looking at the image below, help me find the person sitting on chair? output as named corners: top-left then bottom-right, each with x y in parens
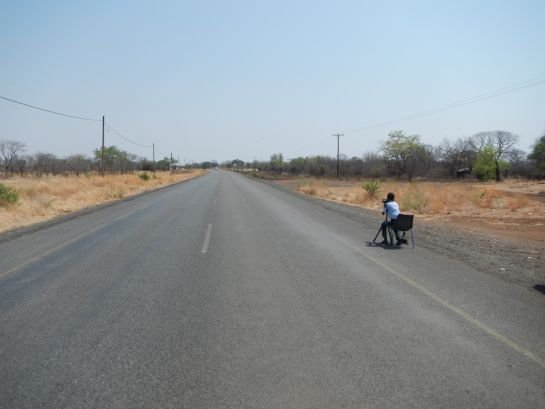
top-left (381, 192), bottom-right (407, 246)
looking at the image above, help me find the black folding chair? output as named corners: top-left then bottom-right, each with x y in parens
top-left (389, 214), bottom-right (415, 248)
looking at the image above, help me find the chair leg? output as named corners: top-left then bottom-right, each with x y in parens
top-left (388, 226), bottom-right (394, 245)
top-left (410, 229), bottom-right (415, 249)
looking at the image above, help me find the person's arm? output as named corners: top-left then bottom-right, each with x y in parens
top-left (384, 202), bottom-right (391, 218)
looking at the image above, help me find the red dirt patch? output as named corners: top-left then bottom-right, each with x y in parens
top-left (447, 216), bottom-right (545, 244)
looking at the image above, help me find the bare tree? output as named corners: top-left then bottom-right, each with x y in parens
top-left (0, 140), bottom-right (26, 178)
top-left (439, 136), bottom-right (476, 178)
top-left (66, 154), bottom-right (92, 176)
top-left (33, 152), bottom-right (59, 176)
top-left (507, 148), bottom-right (532, 178)
top-left (381, 130), bottom-right (432, 180)
top-left (361, 152), bottom-right (386, 178)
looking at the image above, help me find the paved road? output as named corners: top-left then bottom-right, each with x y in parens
top-left (1, 171), bottom-right (544, 408)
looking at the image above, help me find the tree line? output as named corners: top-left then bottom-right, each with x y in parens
top-left (0, 142), bottom-right (199, 177)
top-left (225, 130), bottom-right (545, 181)
top-left (3, 129), bottom-right (545, 180)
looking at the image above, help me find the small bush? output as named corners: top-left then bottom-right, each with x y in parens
top-left (297, 181), bottom-right (324, 196)
top-left (139, 172), bottom-right (150, 181)
top-left (469, 190), bottom-right (487, 207)
top-left (0, 184), bottom-right (19, 206)
top-left (39, 197), bottom-right (55, 210)
top-left (107, 188), bottom-right (125, 199)
top-left (362, 180), bottom-right (380, 198)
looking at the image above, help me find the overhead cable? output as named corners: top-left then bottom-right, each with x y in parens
top-left (0, 95), bottom-right (101, 122)
top-left (105, 123), bottom-right (152, 148)
top-left (343, 74), bottom-right (545, 135)
top-left (158, 150), bottom-right (170, 159)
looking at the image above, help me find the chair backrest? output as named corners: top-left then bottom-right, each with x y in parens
top-left (392, 214), bottom-right (414, 231)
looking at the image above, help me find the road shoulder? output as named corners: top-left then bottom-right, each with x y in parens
top-left (249, 175), bottom-right (545, 292)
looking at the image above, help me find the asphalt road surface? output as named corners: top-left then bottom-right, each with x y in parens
top-left (1, 171), bottom-right (544, 408)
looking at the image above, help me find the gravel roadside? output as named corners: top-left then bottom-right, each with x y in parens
top-left (255, 177), bottom-right (545, 293)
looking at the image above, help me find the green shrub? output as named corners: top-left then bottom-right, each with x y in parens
top-left (474, 146), bottom-right (508, 181)
top-left (0, 184), bottom-right (19, 206)
top-left (139, 172), bottom-right (150, 181)
top-left (361, 180), bottom-right (381, 198)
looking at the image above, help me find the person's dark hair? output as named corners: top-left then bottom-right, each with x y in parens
top-left (387, 192), bottom-right (395, 201)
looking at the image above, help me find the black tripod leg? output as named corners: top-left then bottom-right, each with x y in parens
top-left (372, 226), bottom-right (382, 243)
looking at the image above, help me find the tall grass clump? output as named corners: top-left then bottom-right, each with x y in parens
top-left (297, 181), bottom-right (323, 196)
top-left (107, 187), bottom-right (126, 199)
top-left (507, 195), bottom-right (529, 211)
top-left (469, 188), bottom-right (504, 209)
top-left (362, 180), bottom-right (380, 199)
top-left (139, 172), bottom-right (150, 181)
top-left (0, 184), bottom-right (19, 206)
top-left (400, 188), bottom-right (430, 214)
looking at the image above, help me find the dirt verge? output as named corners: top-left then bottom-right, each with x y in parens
top-left (258, 177), bottom-right (545, 292)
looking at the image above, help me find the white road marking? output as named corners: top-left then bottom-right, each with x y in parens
top-left (201, 224), bottom-right (213, 254)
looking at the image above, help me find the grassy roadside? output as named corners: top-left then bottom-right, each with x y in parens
top-left (271, 176), bottom-right (545, 243)
top-left (0, 170), bottom-right (207, 233)
top-left (293, 178), bottom-right (541, 216)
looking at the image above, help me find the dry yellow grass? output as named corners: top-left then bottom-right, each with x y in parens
top-left (0, 170), bottom-right (206, 233)
top-left (295, 178), bottom-right (544, 220)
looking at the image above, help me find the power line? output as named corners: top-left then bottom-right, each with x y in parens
top-left (343, 74), bottom-right (545, 135)
top-left (105, 123), bottom-right (152, 148)
top-left (158, 149), bottom-right (170, 159)
top-left (0, 94), bottom-right (101, 122)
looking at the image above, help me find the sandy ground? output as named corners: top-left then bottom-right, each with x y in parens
top-left (437, 181), bottom-right (545, 244)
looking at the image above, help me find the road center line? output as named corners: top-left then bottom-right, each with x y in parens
top-left (201, 224), bottom-right (213, 254)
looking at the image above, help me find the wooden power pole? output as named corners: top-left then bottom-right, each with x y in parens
top-left (333, 133), bottom-right (343, 178)
top-left (101, 115), bottom-right (105, 177)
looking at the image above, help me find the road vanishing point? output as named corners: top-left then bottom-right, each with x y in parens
top-left (1, 171), bottom-right (544, 408)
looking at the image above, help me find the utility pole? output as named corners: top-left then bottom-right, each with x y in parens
top-left (101, 115), bottom-right (105, 177)
top-left (253, 157), bottom-right (256, 176)
top-left (152, 143), bottom-right (155, 174)
top-left (333, 133), bottom-right (343, 178)
top-left (170, 152), bottom-right (173, 172)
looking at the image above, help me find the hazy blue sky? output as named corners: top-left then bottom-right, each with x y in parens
top-left (1, 0), bottom-right (544, 163)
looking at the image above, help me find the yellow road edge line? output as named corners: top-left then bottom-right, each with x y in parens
top-left (344, 238), bottom-right (545, 369)
top-left (286, 205), bottom-right (545, 369)
top-left (0, 222), bottom-right (110, 277)
top-left (0, 199), bottom-right (161, 278)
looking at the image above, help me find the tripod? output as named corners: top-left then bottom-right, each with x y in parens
top-left (373, 213), bottom-right (394, 245)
